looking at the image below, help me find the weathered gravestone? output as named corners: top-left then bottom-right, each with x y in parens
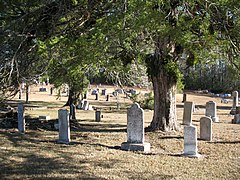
top-left (70, 104), bottom-right (76, 120)
top-left (183, 101), bottom-right (194, 125)
top-left (18, 103), bottom-right (25, 134)
top-left (200, 116), bottom-right (212, 141)
top-left (101, 89), bottom-right (107, 96)
top-left (121, 103), bottom-right (150, 152)
top-left (57, 109), bottom-right (70, 144)
top-left (205, 101), bottom-right (219, 122)
top-left (183, 125), bottom-right (200, 157)
top-left (230, 91), bottom-right (239, 115)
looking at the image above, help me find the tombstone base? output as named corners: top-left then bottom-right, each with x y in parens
top-left (182, 152), bottom-right (202, 158)
top-left (212, 117), bottom-right (219, 122)
top-left (121, 142), bottom-right (150, 152)
top-left (57, 139), bottom-right (70, 144)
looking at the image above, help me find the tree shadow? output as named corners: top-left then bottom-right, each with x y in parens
top-left (71, 121), bottom-right (126, 133)
top-left (207, 141), bottom-right (240, 144)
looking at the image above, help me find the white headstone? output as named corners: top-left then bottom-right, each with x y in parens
top-left (183, 101), bottom-right (194, 125)
top-left (58, 109), bottom-right (70, 144)
top-left (200, 116), bottom-right (212, 141)
top-left (121, 103), bottom-right (150, 152)
top-left (230, 91), bottom-right (239, 115)
top-left (205, 101), bottom-right (219, 122)
top-left (183, 125), bottom-right (200, 157)
top-left (82, 100), bottom-right (89, 110)
top-left (17, 103), bottom-right (25, 134)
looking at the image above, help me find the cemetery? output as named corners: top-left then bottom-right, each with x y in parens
top-left (1, 1), bottom-right (240, 179)
top-left (0, 84), bottom-right (239, 179)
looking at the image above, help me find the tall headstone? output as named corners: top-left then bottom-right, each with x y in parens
top-left (95, 108), bottom-right (102, 122)
top-left (183, 101), bottom-right (194, 125)
top-left (106, 95), bottom-right (110, 101)
top-left (183, 125), bottom-right (200, 157)
top-left (200, 116), bottom-right (212, 141)
top-left (95, 93), bottom-right (99, 100)
top-left (58, 109), bottom-right (70, 144)
top-left (121, 103), bottom-right (150, 152)
top-left (17, 103), bottom-right (25, 134)
top-left (230, 91), bottom-right (239, 115)
top-left (205, 101), bottom-right (219, 122)
top-left (70, 104), bottom-right (76, 120)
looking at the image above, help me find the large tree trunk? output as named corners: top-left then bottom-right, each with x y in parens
top-left (64, 87), bottom-right (80, 106)
top-left (148, 71), bottom-right (178, 131)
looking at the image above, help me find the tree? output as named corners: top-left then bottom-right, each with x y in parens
top-left (93, 0), bottom-right (240, 131)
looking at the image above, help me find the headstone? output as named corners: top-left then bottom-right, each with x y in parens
top-left (106, 94), bottom-right (110, 101)
top-left (205, 101), bottom-right (219, 122)
top-left (183, 101), bottom-right (194, 125)
top-left (58, 109), bottom-right (70, 144)
top-left (200, 116), bottom-right (212, 141)
top-left (233, 114), bottom-right (240, 124)
top-left (121, 103), bottom-right (150, 152)
top-left (230, 91), bottom-right (239, 115)
top-left (82, 100), bottom-right (89, 110)
top-left (101, 89), bottom-right (107, 96)
top-left (95, 93), bottom-right (99, 100)
top-left (70, 104), bottom-right (76, 120)
top-left (17, 103), bottom-right (25, 134)
top-left (182, 93), bottom-right (187, 103)
top-left (39, 87), bottom-right (47, 92)
top-left (112, 91), bottom-right (118, 97)
top-left (183, 125), bottom-right (200, 157)
top-left (95, 108), bottom-right (102, 122)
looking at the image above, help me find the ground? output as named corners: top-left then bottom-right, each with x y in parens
top-left (0, 84), bottom-right (239, 179)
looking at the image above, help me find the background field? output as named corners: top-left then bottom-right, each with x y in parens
top-left (0, 84), bottom-right (239, 179)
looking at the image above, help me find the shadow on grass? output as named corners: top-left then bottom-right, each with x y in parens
top-left (0, 130), bottom-right (115, 179)
top-left (207, 141), bottom-right (240, 144)
top-left (71, 121), bottom-right (126, 133)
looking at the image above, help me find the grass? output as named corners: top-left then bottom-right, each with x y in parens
top-left (0, 86), bottom-right (240, 179)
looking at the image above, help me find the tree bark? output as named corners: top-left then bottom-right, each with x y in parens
top-left (148, 71), bottom-right (178, 131)
top-left (64, 87), bottom-right (80, 106)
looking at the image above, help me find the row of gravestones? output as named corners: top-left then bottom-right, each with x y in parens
top-left (16, 102), bottom-right (215, 155)
top-left (182, 101), bottom-right (217, 157)
top-left (15, 97), bottom-right (235, 158)
top-left (183, 90), bottom-right (240, 124)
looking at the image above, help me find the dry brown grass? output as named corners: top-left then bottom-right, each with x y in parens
top-left (0, 84), bottom-right (240, 179)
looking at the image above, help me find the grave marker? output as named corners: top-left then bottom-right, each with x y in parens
top-left (58, 109), bottom-right (70, 144)
top-left (121, 103), bottom-right (150, 152)
top-left (18, 103), bottom-right (25, 134)
top-left (205, 101), bottom-right (219, 122)
top-left (230, 91), bottom-right (239, 115)
top-left (200, 116), bottom-right (212, 141)
top-left (183, 101), bottom-right (194, 125)
top-left (183, 125), bottom-right (200, 157)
